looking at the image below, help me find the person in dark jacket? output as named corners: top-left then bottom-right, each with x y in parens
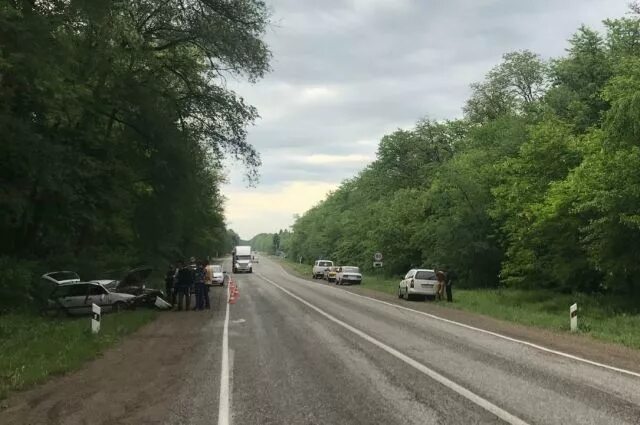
top-left (193, 260), bottom-right (206, 311)
top-left (165, 264), bottom-right (176, 306)
top-left (445, 267), bottom-right (456, 302)
top-left (175, 260), bottom-right (194, 311)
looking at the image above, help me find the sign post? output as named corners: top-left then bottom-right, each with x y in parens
top-left (570, 303), bottom-right (577, 332)
top-left (91, 303), bottom-right (101, 334)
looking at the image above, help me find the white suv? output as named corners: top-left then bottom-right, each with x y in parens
top-left (398, 269), bottom-right (438, 300)
top-left (312, 260), bottom-right (333, 279)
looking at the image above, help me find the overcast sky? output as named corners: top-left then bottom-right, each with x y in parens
top-left (223, 0), bottom-right (629, 240)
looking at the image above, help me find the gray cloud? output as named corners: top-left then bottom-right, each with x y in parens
top-left (224, 0), bottom-right (629, 237)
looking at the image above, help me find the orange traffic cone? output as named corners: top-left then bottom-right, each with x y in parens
top-left (229, 290), bottom-right (237, 304)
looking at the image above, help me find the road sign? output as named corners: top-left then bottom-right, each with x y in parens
top-left (374, 252), bottom-right (383, 261)
top-left (91, 303), bottom-right (101, 334)
top-left (570, 303), bottom-right (577, 332)
top-left (373, 261), bottom-right (383, 268)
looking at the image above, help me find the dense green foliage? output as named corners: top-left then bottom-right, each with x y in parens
top-left (246, 229), bottom-right (291, 254)
top-left (0, 0), bottom-right (270, 310)
top-left (286, 11), bottom-right (640, 297)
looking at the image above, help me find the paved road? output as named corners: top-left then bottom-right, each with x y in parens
top-left (226, 257), bottom-right (640, 425)
top-left (2, 256), bottom-right (640, 425)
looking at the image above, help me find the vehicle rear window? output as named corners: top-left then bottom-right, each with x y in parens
top-left (415, 271), bottom-right (436, 280)
top-left (212, 265), bottom-right (222, 272)
top-left (343, 267), bottom-right (359, 273)
top-left (319, 261), bottom-right (332, 267)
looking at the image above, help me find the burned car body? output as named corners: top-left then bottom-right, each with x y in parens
top-left (102, 267), bottom-right (165, 307)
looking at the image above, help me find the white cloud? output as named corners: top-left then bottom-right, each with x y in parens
top-left (223, 181), bottom-right (338, 239)
top-left (223, 0), bottom-right (630, 239)
top-left (302, 154), bottom-right (373, 165)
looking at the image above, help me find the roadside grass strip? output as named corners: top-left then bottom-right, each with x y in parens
top-left (0, 310), bottom-right (156, 399)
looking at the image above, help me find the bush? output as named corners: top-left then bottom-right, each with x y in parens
top-left (0, 257), bottom-right (39, 313)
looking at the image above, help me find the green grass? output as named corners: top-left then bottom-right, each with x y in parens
top-left (277, 257), bottom-right (640, 350)
top-left (0, 310), bottom-right (156, 399)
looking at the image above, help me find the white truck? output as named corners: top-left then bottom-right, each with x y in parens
top-left (233, 245), bottom-right (253, 273)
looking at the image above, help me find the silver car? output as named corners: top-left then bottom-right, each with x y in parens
top-left (46, 282), bottom-right (135, 316)
top-left (336, 266), bottom-right (362, 285)
top-left (209, 264), bottom-right (225, 286)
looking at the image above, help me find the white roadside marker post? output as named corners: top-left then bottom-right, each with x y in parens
top-left (570, 303), bottom-right (577, 332)
top-left (91, 303), bottom-right (101, 334)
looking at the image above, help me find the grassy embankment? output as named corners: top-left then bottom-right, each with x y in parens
top-left (278, 258), bottom-right (640, 350)
top-left (0, 310), bottom-right (156, 399)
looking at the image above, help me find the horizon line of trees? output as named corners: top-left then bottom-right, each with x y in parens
top-left (282, 8), bottom-right (640, 297)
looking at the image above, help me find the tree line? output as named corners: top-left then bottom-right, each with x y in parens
top-left (0, 0), bottom-right (270, 310)
top-left (286, 9), bottom-right (640, 297)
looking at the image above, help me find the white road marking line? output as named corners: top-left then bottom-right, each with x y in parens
top-left (274, 262), bottom-right (640, 380)
top-left (217, 284), bottom-right (231, 425)
top-left (257, 272), bottom-right (531, 425)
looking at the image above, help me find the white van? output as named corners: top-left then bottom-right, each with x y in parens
top-left (312, 260), bottom-right (333, 279)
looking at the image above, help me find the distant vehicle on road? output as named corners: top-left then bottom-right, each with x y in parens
top-left (398, 269), bottom-right (438, 300)
top-left (323, 266), bottom-right (338, 282)
top-left (45, 281), bottom-right (135, 316)
top-left (336, 266), bottom-right (362, 285)
top-left (233, 245), bottom-right (253, 273)
top-left (312, 260), bottom-right (333, 279)
top-left (209, 264), bottom-right (225, 286)
top-left (252, 251), bottom-right (259, 263)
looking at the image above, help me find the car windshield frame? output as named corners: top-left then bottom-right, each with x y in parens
top-left (237, 255), bottom-right (251, 261)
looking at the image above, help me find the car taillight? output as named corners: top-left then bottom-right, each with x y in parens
top-left (410, 279), bottom-right (414, 288)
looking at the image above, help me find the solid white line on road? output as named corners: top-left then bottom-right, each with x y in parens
top-left (217, 284), bottom-right (231, 425)
top-left (257, 272), bottom-right (531, 425)
top-left (274, 262), bottom-right (640, 380)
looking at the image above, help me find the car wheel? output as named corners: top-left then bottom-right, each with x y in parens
top-left (398, 286), bottom-right (403, 298)
top-left (405, 288), bottom-right (411, 301)
top-left (113, 302), bottom-right (127, 313)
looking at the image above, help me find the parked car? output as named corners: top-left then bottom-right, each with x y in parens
top-left (336, 266), bottom-right (362, 285)
top-left (323, 266), bottom-right (338, 282)
top-left (44, 281), bottom-right (135, 316)
top-left (312, 260), bottom-right (334, 279)
top-left (41, 271), bottom-right (80, 285)
top-left (101, 267), bottom-right (164, 307)
top-left (209, 264), bottom-right (225, 286)
top-left (398, 269), bottom-right (438, 300)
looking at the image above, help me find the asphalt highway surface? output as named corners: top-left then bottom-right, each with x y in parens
top-left (2, 256), bottom-right (640, 425)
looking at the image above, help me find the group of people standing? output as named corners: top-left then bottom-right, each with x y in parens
top-left (164, 257), bottom-right (218, 311)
